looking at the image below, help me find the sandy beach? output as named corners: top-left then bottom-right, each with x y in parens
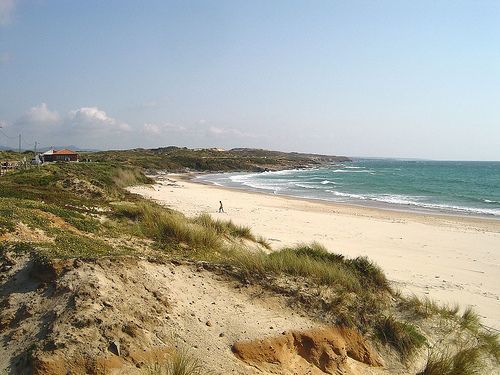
top-left (129, 174), bottom-right (500, 330)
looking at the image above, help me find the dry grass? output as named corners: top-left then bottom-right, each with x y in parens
top-left (375, 316), bottom-right (427, 359)
top-left (478, 330), bottom-right (500, 361)
top-left (460, 306), bottom-right (481, 331)
top-left (139, 204), bottom-right (222, 250)
top-left (224, 242), bottom-right (389, 293)
top-left (143, 347), bottom-right (204, 375)
top-left (418, 346), bottom-right (483, 375)
top-left (255, 236), bottom-right (271, 249)
top-left (113, 205), bottom-right (270, 251)
top-left (112, 167), bottom-right (151, 188)
top-left (193, 213), bottom-right (256, 242)
top-left (401, 295), bottom-right (460, 319)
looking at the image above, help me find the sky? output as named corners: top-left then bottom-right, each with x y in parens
top-left (0, 1), bottom-right (499, 160)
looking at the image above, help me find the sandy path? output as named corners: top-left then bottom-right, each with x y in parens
top-left (129, 175), bottom-right (500, 330)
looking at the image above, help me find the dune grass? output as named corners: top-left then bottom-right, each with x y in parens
top-left (192, 213), bottom-right (256, 242)
top-left (460, 306), bottom-right (481, 331)
top-left (479, 330), bottom-right (500, 361)
top-left (112, 201), bottom-right (389, 293)
top-left (143, 347), bottom-right (204, 375)
top-left (3, 160), bottom-right (498, 372)
top-left (400, 295), bottom-right (500, 368)
top-left (375, 316), bottom-right (427, 359)
top-left (418, 346), bottom-right (484, 375)
top-left (139, 204), bottom-right (222, 250)
top-left (113, 203), bottom-right (272, 251)
top-left (223, 242), bottom-right (389, 293)
top-left (400, 295), bottom-right (460, 319)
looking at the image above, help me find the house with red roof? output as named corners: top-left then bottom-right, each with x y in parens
top-left (40, 149), bottom-right (79, 163)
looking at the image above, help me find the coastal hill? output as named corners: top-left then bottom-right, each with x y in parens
top-left (88, 146), bottom-right (351, 172)
top-left (0, 153), bottom-right (498, 374)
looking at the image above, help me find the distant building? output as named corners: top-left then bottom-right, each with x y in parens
top-left (40, 149), bottom-right (79, 163)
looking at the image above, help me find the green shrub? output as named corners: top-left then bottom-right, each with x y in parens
top-left (0, 216), bottom-right (15, 234)
top-left (193, 213), bottom-right (256, 241)
top-left (347, 256), bottom-right (389, 290)
top-left (418, 347), bottom-right (483, 375)
top-left (256, 236), bottom-right (271, 250)
top-left (112, 202), bottom-right (145, 221)
top-left (223, 243), bottom-right (391, 292)
top-left (401, 295), bottom-right (459, 319)
top-left (460, 306), bottom-right (481, 332)
top-left (375, 316), bottom-right (427, 359)
top-left (113, 167), bottom-right (151, 187)
top-left (44, 233), bottom-right (117, 258)
top-left (478, 330), bottom-right (500, 361)
top-left (140, 204), bottom-right (221, 250)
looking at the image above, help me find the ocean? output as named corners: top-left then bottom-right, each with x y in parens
top-left (196, 159), bottom-right (500, 218)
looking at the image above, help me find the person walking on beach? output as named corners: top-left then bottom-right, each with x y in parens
top-left (219, 200), bottom-right (224, 213)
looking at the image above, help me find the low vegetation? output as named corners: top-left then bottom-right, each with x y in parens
top-left (87, 146), bottom-right (350, 172)
top-left (375, 316), bottom-right (427, 359)
top-left (418, 346), bottom-right (483, 375)
top-left (400, 294), bottom-right (460, 319)
top-left (223, 242), bottom-right (389, 292)
top-left (1, 158), bottom-right (498, 373)
top-left (144, 347), bottom-right (204, 375)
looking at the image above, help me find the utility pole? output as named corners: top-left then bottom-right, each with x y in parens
top-left (34, 141), bottom-right (37, 154)
top-left (18, 134), bottom-right (21, 153)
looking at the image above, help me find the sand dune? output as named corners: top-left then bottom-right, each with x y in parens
top-left (129, 174), bottom-right (500, 330)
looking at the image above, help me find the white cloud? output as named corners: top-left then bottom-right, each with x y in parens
top-left (143, 123), bottom-right (161, 135)
top-left (9, 103), bottom-right (260, 150)
top-left (20, 103), bottom-right (60, 125)
top-left (143, 122), bottom-right (186, 135)
top-left (208, 126), bottom-right (255, 138)
top-left (69, 107), bottom-right (130, 131)
top-left (0, 0), bottom-right (16, 26)
top-left (10, 104), bottom-right (132, 149)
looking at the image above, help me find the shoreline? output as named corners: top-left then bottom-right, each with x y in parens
top-left (191, 171), bottom-right (500, 222)
top-left (130, 174), bottom-right (500, 329)
top-left (180, 171), bottom-right (500, 226)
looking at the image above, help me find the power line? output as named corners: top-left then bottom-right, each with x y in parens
top-left (0, 127), bottom-right (49, 151)
top-left (0, 129), bottom-right (17, 140)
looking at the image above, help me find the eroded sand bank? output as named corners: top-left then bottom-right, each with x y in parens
top-left (129, 174), bottom-right (500, 329)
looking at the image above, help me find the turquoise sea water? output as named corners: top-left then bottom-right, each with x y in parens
top-left (197, 159), bottom-right (500, 218)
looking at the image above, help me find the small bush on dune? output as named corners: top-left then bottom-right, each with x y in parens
top-left (256, 236), bottom-right (271, 249)
top-left (228, 222), bottom-right (253, 239)
top-left (288, 242), bottom-right (345, 263)
top-left (112, 167), bottom-right (152, 188)
top-left (139, 204), bottom-right (222, 250)
top-left (266, 247), bottom-right (362, 291)
top-left (193, 213), bottom-right (256, 241)
top-left (42, 233), bottom-right (117, 259)
top-left (401, 295), bottom-right (459, 319)
top-left (418, 346), bottom-right (483, 375)
top-left (347, 256), bottom-right (389, 290)
top-left (143, 347), bottom-right (204, 375)
top-left (225, 243), bottom-right (391, 293)
top-left (275, 243), bottom-right (389, 291)
top-left (112, 202), bottom-right (145, 220)
top-left (376, 316), bottom-right (427, 359)
top-left (460, 306), bottom-right (481, 332)
top-left (165, 347), bottom-right (204, 375)
top-left (193, 213), bottom-right (226, 234)
top-left (479, 330), bottom-right (500, 361)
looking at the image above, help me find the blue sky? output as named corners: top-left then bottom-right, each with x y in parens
top-left (0, 1), bottom-right (499, 160)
